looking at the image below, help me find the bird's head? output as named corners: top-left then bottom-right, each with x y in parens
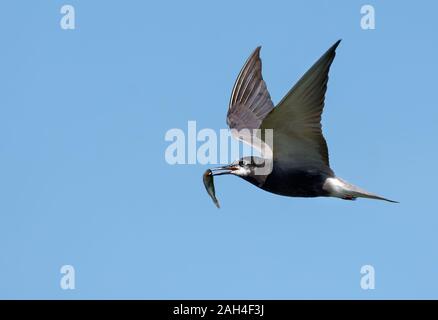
top-left (210, 156), bottom-right (269, 185)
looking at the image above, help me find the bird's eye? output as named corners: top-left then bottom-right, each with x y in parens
top-left (239, 160), bottom-right (245, 166)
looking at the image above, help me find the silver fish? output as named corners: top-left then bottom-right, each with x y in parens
top-left (203, 169), bottom-right (220, 208)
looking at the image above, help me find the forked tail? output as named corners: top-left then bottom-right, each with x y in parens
top-left (324, 177), bottom-right (399, 203)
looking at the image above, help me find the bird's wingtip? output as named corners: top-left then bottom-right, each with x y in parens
top-left (332, 39), bottom-right (342, 49)
top-left (249, 46), bottom-right (262, 58)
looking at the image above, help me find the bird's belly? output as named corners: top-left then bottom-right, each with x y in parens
top-left (261, 168), bottom-right (331, 198)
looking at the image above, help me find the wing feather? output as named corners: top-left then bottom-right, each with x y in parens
top-left (227, 47), bottom-right (275, 150)
top-left (261, 40), bottom-right (341, 169)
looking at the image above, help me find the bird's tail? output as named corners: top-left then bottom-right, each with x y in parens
top-left (326, 177), bottom-right (399, 203)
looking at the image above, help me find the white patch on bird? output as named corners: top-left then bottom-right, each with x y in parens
top-left (231, 166), bottom-right (251, 177)
top-left (323, 177), bottom-right (348, 198)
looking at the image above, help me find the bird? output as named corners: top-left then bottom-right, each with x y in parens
top-left (205, 40), bottom-right (397, 206)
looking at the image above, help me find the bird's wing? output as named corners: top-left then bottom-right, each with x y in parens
top-left (261, 40), bottom-right (341, 169)
top-left (227, 47), bottom-right (275, 155)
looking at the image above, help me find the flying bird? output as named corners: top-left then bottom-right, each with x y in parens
top-left (203, 40), bottom-right (397, 207)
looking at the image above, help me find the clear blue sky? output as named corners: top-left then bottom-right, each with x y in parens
top-left (1, 0), bottom-right (437, 299)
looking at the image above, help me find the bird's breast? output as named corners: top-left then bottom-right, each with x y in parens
top-left (260, 165), bottom-right (333, 198)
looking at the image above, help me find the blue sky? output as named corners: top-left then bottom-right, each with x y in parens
top-left (0, 0), bottom-right (437, 299)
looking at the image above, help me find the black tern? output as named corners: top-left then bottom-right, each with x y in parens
top-left (204, 40), bottom-right (397, 207)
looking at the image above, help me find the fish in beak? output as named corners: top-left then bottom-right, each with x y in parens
top-left (203, 169), bottom-right (220, 208)
top-left (203, 165), bottom-right (238, 208)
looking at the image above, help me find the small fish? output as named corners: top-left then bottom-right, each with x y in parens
top-left (203, 169), bottom-right (220, 208)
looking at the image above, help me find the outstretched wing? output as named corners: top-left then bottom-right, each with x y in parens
top-left (261, 40), bottom-right (341, 169)
top-left (227, 47), bottom-right (274, 154)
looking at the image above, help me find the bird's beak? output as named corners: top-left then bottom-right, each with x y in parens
top-left (210, 165), bottom-right (238, 176)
